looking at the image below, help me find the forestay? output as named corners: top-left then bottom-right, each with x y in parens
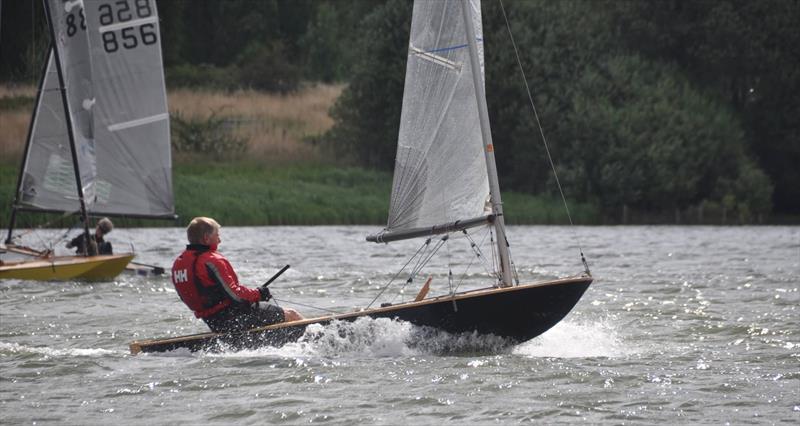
top-left (18, 0), bottom-right (174, 218)
top-left (370, 0), bottom-right (490, 243)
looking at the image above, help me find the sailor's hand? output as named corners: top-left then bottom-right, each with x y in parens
top-left (258, 286), bottom-right (272, 302)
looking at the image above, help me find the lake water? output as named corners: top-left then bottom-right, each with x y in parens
top-left (1, 225), bottom-right (798, 424)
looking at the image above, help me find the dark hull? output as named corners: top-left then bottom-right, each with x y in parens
top-left (130, 275), bottom-right (592, 354)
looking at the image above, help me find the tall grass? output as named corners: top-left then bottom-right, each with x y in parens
top-left (0, 84), bottom-right (344, 165)
top-left (0, 85), bottom-right (36, 164)
top-left (168, 85), bottom-right (343, 163)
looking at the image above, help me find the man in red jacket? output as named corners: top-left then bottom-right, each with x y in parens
top-left (172, 217), bottom-right (302, 333)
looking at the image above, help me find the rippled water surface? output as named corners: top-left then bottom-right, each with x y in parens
top-left (1, 226), bottom-right (798, 424)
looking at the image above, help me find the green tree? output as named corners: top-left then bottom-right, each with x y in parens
top-left (612, 0), bottom-right (800, 213)
top-left (326, 0), bottom-right (412, 168)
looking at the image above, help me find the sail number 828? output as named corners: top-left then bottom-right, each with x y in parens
top-left (98, 0), bottom-right (157, 53)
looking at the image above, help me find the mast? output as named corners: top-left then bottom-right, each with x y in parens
top-left (5, 46), bottom-right (53, 245)
top-left (460, 0), bottom-right (513, 287)
top-left (42, 0), bottom-right (92, 256)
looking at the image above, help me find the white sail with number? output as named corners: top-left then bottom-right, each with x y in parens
top-left (18, 0), bottom-right (174, 218)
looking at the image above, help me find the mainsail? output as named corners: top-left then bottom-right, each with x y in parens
top-left (17, 0), bottom-right (174, 218)
top-left (369, 0), bottom-right (490, 243)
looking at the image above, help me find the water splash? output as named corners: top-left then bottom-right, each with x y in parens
top-left (202, 317), bottom-right (516, 359)
top-left (0, 341), bottom-right (119, 358)
top-left (513, 319), bottom-right (630, 358)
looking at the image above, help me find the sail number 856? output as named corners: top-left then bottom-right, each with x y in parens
top-left (98, 0), bottom-right (157, 53)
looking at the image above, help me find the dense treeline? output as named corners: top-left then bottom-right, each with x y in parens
top-left (0, 0), bottom-right (374, 89)
top-left (327, 0), bottom-right (799, 220)
top-left (1, 0), bottom-right (797, 221)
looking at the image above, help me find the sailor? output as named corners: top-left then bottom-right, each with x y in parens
top-left (171, 217), bottom-right (303, 333)
top-left (66, 217), bottom-right (114, 256)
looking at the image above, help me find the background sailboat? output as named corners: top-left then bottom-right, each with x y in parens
top-left (130, 0), bottom-right (592, 354)
top-left (1, 0), bottom-right (173, 281)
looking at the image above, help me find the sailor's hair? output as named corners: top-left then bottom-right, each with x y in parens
top-left (186, 217), bottom-right (220, 244)
top-left (97, 217), bottom-right (113, 234)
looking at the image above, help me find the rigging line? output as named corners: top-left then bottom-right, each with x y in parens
top-left (463, 228), bottom-right (496, 278)
top-left (389, 240), bottom-right (429, 304)
top-left (497, 0), bottom-right (591, 275)
top-left (391, 237), bottom-right (447, 303)
top-left (446, 234), bottom-right (453, 295)
top-left (409, 238), bottom-right (432, 278)
top-left (389, 246), bottom-right (426, 304)
top-left (10, 209), bottom-right (79, 243)
top-left (271, 298), bottom-right (343, 315)
top-left (489, 226), bottom-right (499, 282)
top-left (365, 239), bottom-right (430, 310)
top-left (453, 228), bottom-right (492, 294)
top-left (413, 237), bottom-right (446, 277)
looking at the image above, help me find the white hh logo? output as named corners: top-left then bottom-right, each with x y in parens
top-left (173, 269), bottom-right (188, 283)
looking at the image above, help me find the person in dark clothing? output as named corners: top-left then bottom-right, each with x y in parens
top-left (171, 217), bottom-right (303, 333)
top-left (66, 217), bottom-right (114, 256)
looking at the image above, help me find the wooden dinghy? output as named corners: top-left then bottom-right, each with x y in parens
top-left (129, 275), bottom-right (592, 354)
top-left (2, 0), bottom-right (175, 282)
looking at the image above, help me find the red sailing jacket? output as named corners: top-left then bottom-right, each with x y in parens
top-left (171, 244), bottom-right (261, 318)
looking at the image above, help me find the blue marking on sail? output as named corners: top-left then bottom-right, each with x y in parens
top-left (422, 38), bottom-right (483, 54)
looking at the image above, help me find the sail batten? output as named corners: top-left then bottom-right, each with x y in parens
top-left (374, 0), bottom-right (489, 242)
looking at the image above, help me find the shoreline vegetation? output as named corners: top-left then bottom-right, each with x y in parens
top-left (0, 85), bottom-right (794, 228)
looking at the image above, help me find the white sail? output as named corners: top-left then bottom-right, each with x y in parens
top-left (18, 0), bottom-right (173, 218)
top-left (18, 51), bottom-right (80, 212)
top-left (20, 0), bottom-right (98, 213)
top-left (382, 0), bottom-right (490, 238)
top-left (82, 0), bottom-right (173, 217)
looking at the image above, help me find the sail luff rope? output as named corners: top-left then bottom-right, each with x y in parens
top-left (497, 0), bottom-right (591, 275)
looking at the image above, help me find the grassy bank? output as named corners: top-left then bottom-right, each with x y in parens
top-left (0, 162), bottom-right (593, 228)
top-left (4, 85), bottom-right (790, 226)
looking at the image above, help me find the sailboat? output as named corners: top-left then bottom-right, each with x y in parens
top-left (1, 0), bottom-right (174, 281)
top-left (129, 0), bottom-right (592, 354)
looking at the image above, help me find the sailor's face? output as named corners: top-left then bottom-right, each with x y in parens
top-left (205, 229), bottom-right (221, 246)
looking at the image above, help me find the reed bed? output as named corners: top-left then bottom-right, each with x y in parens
top-left (0, 84), bottom-right (344, 164)
top-left (0, 85), bottom-right (36, 98)
top-left (0, 111), bottom-right (31, 163)
top-left (169, 84), bottom-right (343, 163)
top-left (0, 85), bottom-right (36, 163)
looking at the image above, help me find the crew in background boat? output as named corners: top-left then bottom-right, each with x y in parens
top-left (66, 217), bottom-right (114, 256)
top-left (172, 217), bottom-right (303, 333)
